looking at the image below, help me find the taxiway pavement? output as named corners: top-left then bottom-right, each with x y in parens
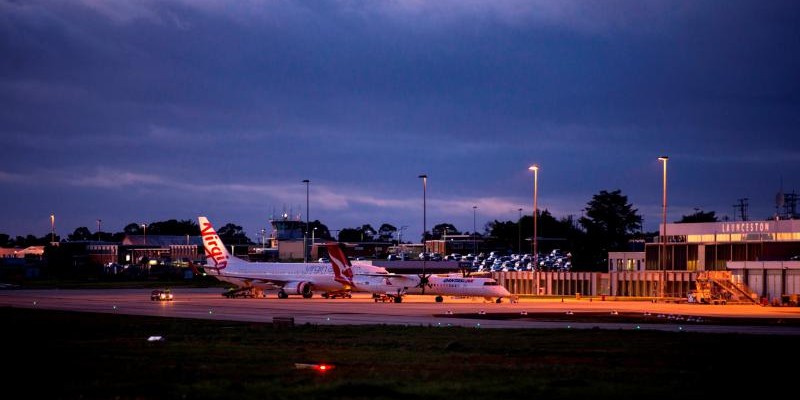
top-left (2, 288), bottom-right (800, 335)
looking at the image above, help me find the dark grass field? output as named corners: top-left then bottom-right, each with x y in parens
top-left (3, 307), bottom-right (795, 399)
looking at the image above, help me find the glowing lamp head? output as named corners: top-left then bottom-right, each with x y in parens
top-left (528, 164), bottom-right (539, 172)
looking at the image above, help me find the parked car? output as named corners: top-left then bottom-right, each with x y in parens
top-left (151, 289), bottom-right (173, 301)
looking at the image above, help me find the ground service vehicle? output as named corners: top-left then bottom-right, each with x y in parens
top-left (151, 289), bottom-right (173, 301)
top-left (321, 291), bottom-right (352, 299)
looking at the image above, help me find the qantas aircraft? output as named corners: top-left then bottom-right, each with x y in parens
top-left (326, 243), bottom-right (512, 303)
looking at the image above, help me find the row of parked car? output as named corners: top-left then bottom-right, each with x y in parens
top-left (473, 250), bottom-right (573, 272)
top-left (383, 250), bottom-right (573, 272)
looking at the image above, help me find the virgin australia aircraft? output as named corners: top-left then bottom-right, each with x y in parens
top-left (199, 216), bottom-right (349, 298)
top-left (199, 216), bottom-right (511, 302)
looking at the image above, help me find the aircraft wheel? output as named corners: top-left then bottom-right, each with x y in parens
top-left (302, 292), bottom-right (313, 299)
top-left (435, 296), bottom-right (443, 303)
top-left (277, 291), bottom-right (288, 299)
top-left (394, 296), bottom-right (403, 303)
top-left (495, 298), bottom-right (502, 303)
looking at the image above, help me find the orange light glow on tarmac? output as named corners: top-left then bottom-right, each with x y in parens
top-left (2, 288), bottom-right (800, 335)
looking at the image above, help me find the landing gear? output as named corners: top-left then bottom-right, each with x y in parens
top-left (495, 297), bottom-right (502, 303)
top-left (435, 295), bottom-right (444, 303)
top-left (277, 290), bottom-right (288, 299)
top-left (302, 291), bottom-right (313, 299)
top-left (394, 296), bottom-right (403, 303)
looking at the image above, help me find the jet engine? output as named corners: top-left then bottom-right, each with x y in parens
top-left (283, 281), bottom-right (314, 298)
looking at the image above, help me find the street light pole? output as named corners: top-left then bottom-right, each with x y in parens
top-left (517, 208), bottom-right (522, 255)
top-left (418, 174), bottom-right (427, 269)
top-left (528, 164), bottom-right (539, 269)
top-left (141, 223), bottom-right (147, 246)
top-left (96, 219), bottom-right (102, 241)
top-left (302, 179), bottom-right (310, 263)
top-left (311, 227), bottom-right (317, 260)
top-left (50, 214), bottom-right (55, 243)
top-left (658, 156), bottom-right (669, 299)
top-left (473, 206), bottom-right (477, 256)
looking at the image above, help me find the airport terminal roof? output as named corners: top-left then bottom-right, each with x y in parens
top-left (122, 235), bottom-right (202, 247)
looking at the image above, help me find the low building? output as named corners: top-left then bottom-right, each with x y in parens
top-left (607, 251), bottom-right (645, 272)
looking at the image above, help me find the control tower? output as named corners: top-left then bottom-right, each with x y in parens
top-left (270, 213), bottom-right (306, 240)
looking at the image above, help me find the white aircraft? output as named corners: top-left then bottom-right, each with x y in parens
top-left (199, 216), bottom-right (345, 298)
top-left (198, 216), bottom-right (511, 302)
top-left (325, 243), bottom-right (512, 303)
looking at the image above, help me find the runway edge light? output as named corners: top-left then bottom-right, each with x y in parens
top-left (295, 363), bottom-right (335, 373)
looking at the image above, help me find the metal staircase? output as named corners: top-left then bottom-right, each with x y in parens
top-left (703, 271), bottom-right (759, 304)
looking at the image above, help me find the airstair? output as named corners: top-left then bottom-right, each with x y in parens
top-left (698, 271), bottom-right (759, 305)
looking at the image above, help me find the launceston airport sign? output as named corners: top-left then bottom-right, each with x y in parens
top-left (720, 221), bottom-right (772, 233)
top-left (666, 220), bottom-right (800, 236)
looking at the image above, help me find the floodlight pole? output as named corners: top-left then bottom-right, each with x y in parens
top-left (419, 174), bottom-right (427, 273)
top-left (473, 206), bottom-right (478, 256)
top-left (529, 165), bottom-right (539, 269)
top-left (303, 179), bottom-right (310, 263)
top-left (658, 156), bottom-right (669, 300)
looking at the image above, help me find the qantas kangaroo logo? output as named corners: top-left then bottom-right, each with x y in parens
top-left (200, 221), bottom-right (228, 270)
top-left (326, 244), bottom-right (354, 287)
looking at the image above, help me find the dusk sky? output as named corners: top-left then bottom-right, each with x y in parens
top-left (2, 0), bottom-right (799, 242)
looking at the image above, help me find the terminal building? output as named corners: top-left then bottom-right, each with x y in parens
top-left (642, 219), bottom-right (800, 300)
top-left (495, 219), bottom-right (800, 304)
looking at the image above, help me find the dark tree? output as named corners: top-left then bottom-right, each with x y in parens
top-left (359, 224), bottom-right (377, 241)
top-left (489, 209), bottom-right (583, 256)
top-left (678, 210), bottom-right (718, 223)
top-left (111, 232), bottom-right (127, 242)
top-left (308, 220), bottom-right (332, 240)
top-left (431, 223), bottom-right (459, 239)
top-left (338, 228), bottom-right (363, 242)
top-left (68, 227), bottom-right (93, 241)
top-left (123, 223), bottom-right (142, 235)
top-left (14, 234), bottom-right (51, 247)
top-left (217, 223), bottom-right (253, 245)
top-left (95, 232), bottom-right (114, 242)
top-left (146, 219), bottom-right (199, 235)
top-left (0, 233), bottom-right (10, 247)
top-left (578, 190), bottom-right (642, 270)
top-left (378, 223), bottom-right (398, 241)
top-left (487, 220), bottom-right (517, 251)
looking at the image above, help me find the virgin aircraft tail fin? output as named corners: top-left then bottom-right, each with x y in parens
top-left (198, 216), bottom-right (232, 273)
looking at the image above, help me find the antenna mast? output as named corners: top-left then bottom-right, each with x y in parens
top-left (733, 198), bottom-right (749, 221)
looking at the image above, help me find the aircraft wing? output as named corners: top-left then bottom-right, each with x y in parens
top-left (355, 272), bottom-right (417, 281)
top-left (235, 276), bottom-right (290, 290)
